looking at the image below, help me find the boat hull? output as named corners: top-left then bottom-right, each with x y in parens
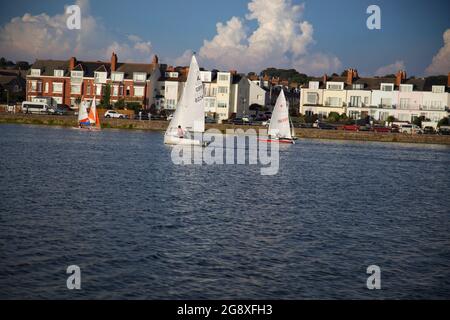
top-left (164, 135), bottom-right (207, 146)
top-left (258, 138), bottom-right (296, 144)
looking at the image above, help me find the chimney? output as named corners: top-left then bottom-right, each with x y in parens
top-left (152, 55), bottom-right (159, 66)
top-left (323, 74), bottom-right (328, 84)
top-left (111, 52), bottom-right (118, 72)
top-left (346, 69), bottom-right (353, 85)
top-left (69, 57), bottom-right (77, 71)
top-left (396, 70), bottom-right (407, 87)
top-left (229, 70), bottom-right (237, 75)
top-left (448, 72), bottom-right (450, 88)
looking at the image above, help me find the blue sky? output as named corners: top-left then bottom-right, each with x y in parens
top-left (0, 0), bottom-right (449, 76)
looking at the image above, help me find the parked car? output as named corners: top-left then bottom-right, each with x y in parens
top-left (372, 126), bottom-right (391, 133)
top-left (104, 110), bottom-right (128, 119)
top-left (438, 126), bottom-right (450, 135)
top-left (205, 117), bottom-right (216, 124)
top-left (390, 125), bottom-right (400, 133)
top-left (49, 104), bottom-right (71, 116)
top-left (422, 126), bottom-right (436, 135)
top-left (400, 124), bottom-right (422, 134)
top-left (166, 114), bottom-right (174, 121)
top-left (231, 118), bottom-right (248, 125)
top-left (341, 124), bottom-right (359, 131)
top-left (317, 122), bottom-right (337, 130)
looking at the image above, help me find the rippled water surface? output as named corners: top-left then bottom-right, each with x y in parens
top-left (0, 124), bottom-right (449, 299)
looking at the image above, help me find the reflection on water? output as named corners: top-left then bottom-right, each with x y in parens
top-left (0, 124), bottom-right (449, 299)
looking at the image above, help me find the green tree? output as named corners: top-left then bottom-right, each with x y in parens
top-left (114, 99), bottom-right (125, 109)
top-left (413, 116), bottom-right (426, 127)
top-left (438, 117), bottom-right (449, 127)
top-left (327, 112), bottom-right (341, 122)
top-left (387, 116), bottom-right (396, 124)
top-left (100, 84), bottom-right (111, 108)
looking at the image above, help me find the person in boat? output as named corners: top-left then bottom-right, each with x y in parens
top-left (177, 125), bottom-right (185, 139)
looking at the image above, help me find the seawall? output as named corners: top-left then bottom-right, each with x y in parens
top-left (1, 113), bottom-right (450, 146)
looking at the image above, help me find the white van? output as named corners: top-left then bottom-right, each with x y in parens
top-left (400, 124), bottom-right (422, 134)
top-left (22, 101), bottom-right (50, 114)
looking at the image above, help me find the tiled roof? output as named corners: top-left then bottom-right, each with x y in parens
top-left (29, 59), bottom-right (157, 80)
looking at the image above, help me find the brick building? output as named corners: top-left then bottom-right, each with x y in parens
top-left (26, 53), bottom-right (161, 108)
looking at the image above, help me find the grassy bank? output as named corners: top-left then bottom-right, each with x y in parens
top-left (1, 113), bottom-right (450, 145)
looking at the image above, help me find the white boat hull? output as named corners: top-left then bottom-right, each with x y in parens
top-left (164, 135), bottom-right (203, 146)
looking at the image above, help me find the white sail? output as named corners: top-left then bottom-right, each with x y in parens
top-left (268, 90), bottom-right (292, 139)
top-left (78, 101), bottom-right (89, 123)
top-left (165, 54), bottom-right (205, 139)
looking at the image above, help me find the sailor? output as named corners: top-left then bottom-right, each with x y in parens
top-left (177, 125), bottom-right (185, 138)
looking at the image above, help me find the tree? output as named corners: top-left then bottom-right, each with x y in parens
top-left (327, 112), bottom-right (341, 122)
top-left (413, 116), bottom-right (426, 127)
top-left (387, 116), bottom-right (396, 124)
top-left (260, 68), bottom-right (309, 85)
top-left (438, 117), bottom-right (449, 127)
top-left (100, 84), bottom-right (111, 108)
top-left (114, 99), bottom-right (125, 109)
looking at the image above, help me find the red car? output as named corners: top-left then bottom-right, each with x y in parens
top-left (372, 126), bottom-right (391, 133)
top-left (342, 124), bottom-right (359, 131)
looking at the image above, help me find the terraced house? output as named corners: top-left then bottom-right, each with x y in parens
top-left (300, 69), bottom-right (450, 123)
top-left (26, 53), bottom-right (161, 108)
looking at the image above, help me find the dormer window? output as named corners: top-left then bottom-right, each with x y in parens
top-left (326, 82), bottom-right (344, 90)
top-left (94, 71), bottom-right (107, 84)
top-left (54, 70), bottom-right (64, 77)
top-left (432, 85), bottom-right (445, 93)
top-left (352, 83), bottom-right (364, 90)
top-left (165, 72), bottom-right (179, 78)
top-left (133, 72), bottom-right (147, 82)
top-left (309, 81), bottom-right (319, 90)
top-left (30, 69), bottom-right (41, 76)
top-left (399, 84), bottom-right (413, 92)
top-left (381, 83), bottom-right (394, 91)
top-left (111, 72), bottom-right (124, 82)
top-left (71, 70), bottom-right (83, 78)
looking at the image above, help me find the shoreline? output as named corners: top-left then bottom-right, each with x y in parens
top-left (1, 113), bottom-right (450, 146)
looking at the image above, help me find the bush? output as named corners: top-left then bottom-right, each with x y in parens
top-left (327, 112), bottom-right (341, 122)
top-left (438, 117), bottom-right (449, 127)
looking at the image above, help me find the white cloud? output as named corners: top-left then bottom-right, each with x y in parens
top-left (173, 49), bottom-right (195, 67)
top-left (374, 60), bottom-right (406, 76)
top-left (0, 0), bottom-right (153, 63)
top-left (425, 29), bottom-right (450, 75)
top-left (193, 0), bottom-right (340, 74)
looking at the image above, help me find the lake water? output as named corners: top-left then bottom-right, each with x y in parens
top-left (0, 124), bottom-right (449, 299)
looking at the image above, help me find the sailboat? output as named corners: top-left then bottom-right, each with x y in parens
top-left (258, 90), bottom-right (297, 144)
top-left (87, 98), bottom-right (101, 131)
top-left (77, 100), bottom-right (90, 128)
top-left (164, 54), bottom-right (208, 146)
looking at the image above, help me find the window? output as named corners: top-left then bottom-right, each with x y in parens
top-left (326, 82), bottom-right (344, 90)
top-left (30, 80), bottom-right (42, 92)
top-left (94, 72), bottom-right (107, 84)
top-left (111, 72), bottom-right (124, 82)
top-left (218, 86), bottom-right (228, 94)
top-left (54, 70), bottom-right (64, 77)
top-left (53, 82), bottom-right (63, 93)
top-left (44, 83), bottom-right (49, 93)
top-left (364, 97), bottom-right (369, 105)
top-left (380, 98), bottom-right (392, 107)
top-left (326, 97), bottom-right (341, 107)
top-left (218, 102), bottom-right (228, 108)
top-left (71, 84), bottom-right (81, 94)
top-left (166, 99), bottom-right (176, 109)
top-left (71, 71), bottom-right (83, 78)
top-left (95, 85), bottom-right (102, 96)
top-left (30, 69), bottom-right (41, 76)
top-left (381, 84), bottom-right (394, 91)
top-left (112, 85), bottom-right (119, 96)
top-left (126, 86), bottom-right (131, 96)
top-left (218, 74), bottom-right (229, 81)
top-left (306, 92), bottom-right (318, 105)
top-left (133, 72), bottom-right (147, 82)
top-left (86, 83), bottom-right (91, 95)
top-left (352, 84), bottom-right (364, 90)
top-left (399, 98), bottom-right (410, 109)
top-left (349, 96), bottom-right (361, 107)
top-left (432, 86), bottom-right (445, 93)
top-left (134, 86), bottom-right (145, 97)
top-left (399, 84), bottom-right (413, 92)
top-left (309, 81), bottom-right (319, 90)
top-left (53, 97), bottom-right (63, 104)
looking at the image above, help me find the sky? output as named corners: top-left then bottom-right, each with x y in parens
top-left (0, 0), bottom-right (449, 76)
